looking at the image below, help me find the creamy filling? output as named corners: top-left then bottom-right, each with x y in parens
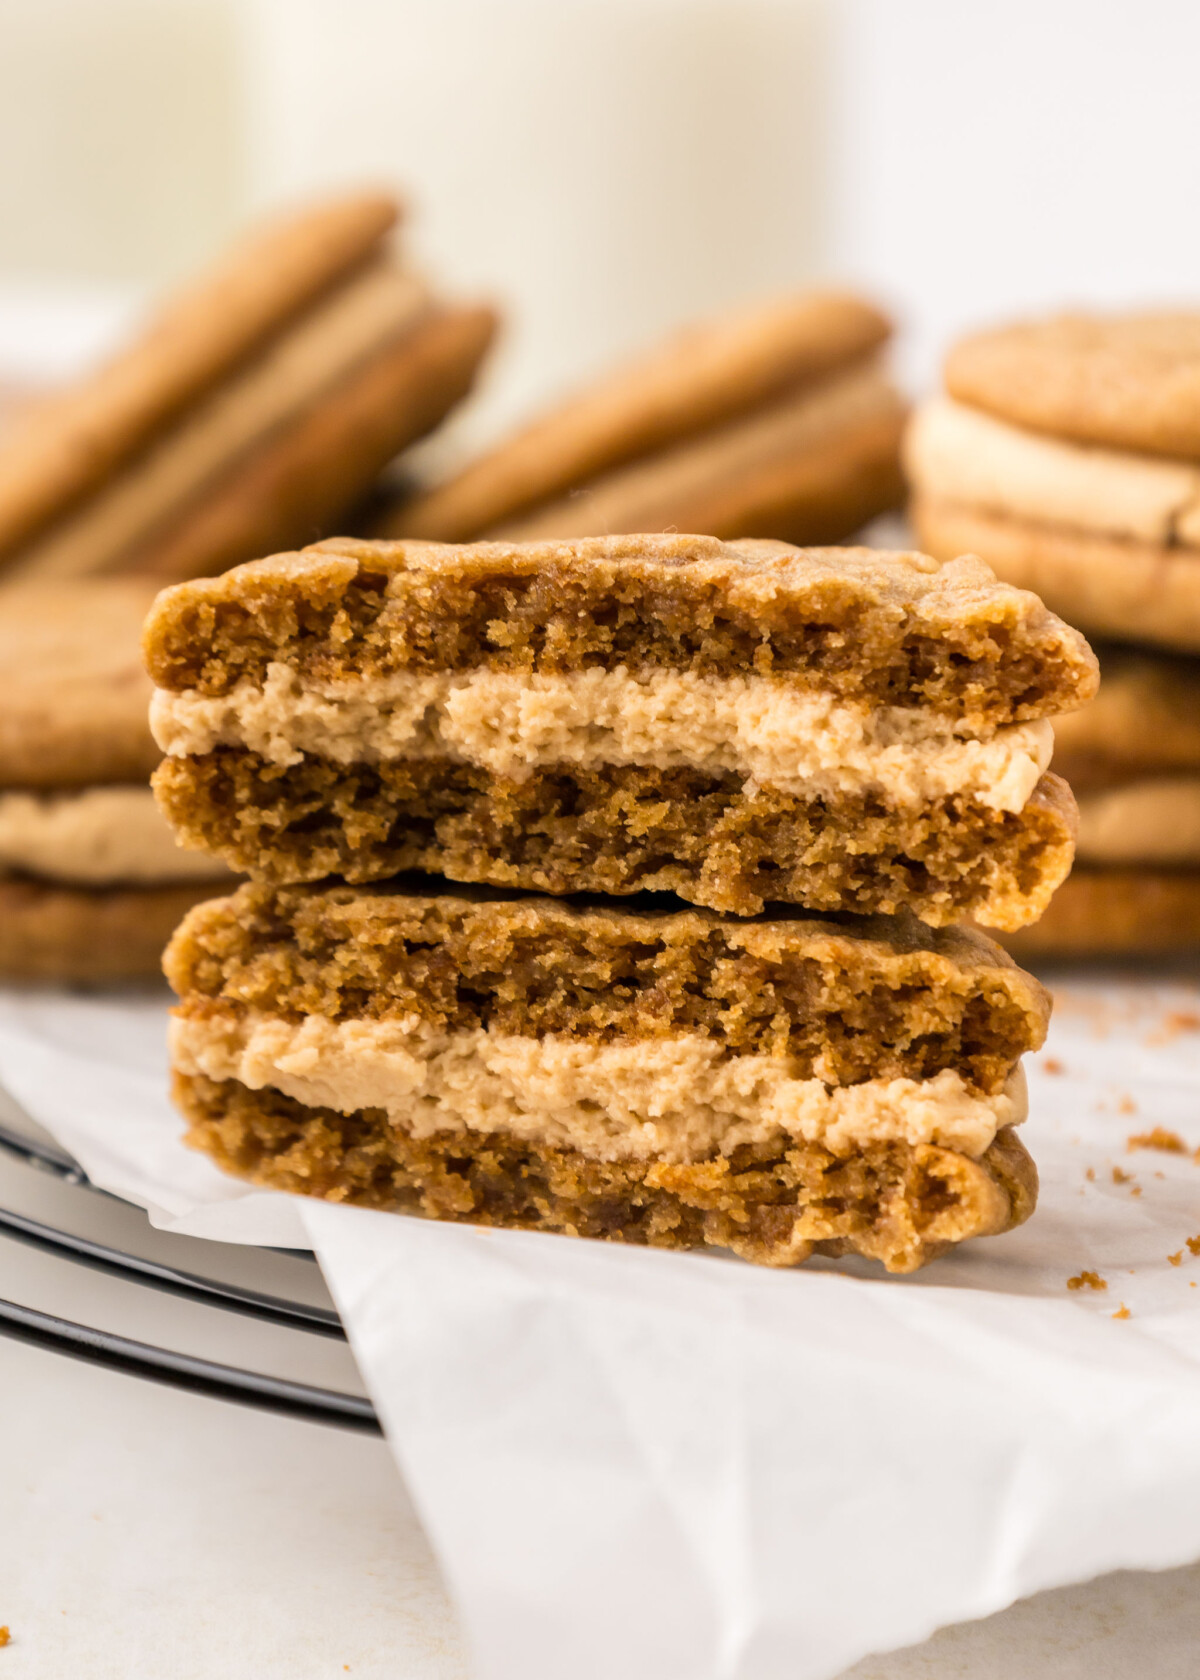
top-left (170, 1010), bottom-right (1027, 1163)
top-left (0, 787), bottom-right (231, 885)
top-left (152, 665), bottom-right (1052, 814)
top-left (906, 394), bottom-right (1200, 546)
top-left (1076, 777), bottom-right (1200, 865)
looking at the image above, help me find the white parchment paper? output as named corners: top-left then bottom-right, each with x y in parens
top-left (3, 974), bottom-right (1200, 1680)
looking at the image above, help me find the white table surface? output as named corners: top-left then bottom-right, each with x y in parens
top-left (4, 1106), bottom-right (1200, 1680)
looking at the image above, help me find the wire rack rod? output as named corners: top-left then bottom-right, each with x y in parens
top-left (0, 1206), bottom-right (345, 1336)
top-left (0, 1295), bottom-right (381, 1432)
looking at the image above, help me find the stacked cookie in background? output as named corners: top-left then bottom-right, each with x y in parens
top-left (0, 191), bottom-right (496, 586)
top-left (0, 189), bottom-right (498, 983)
top-left (0, 581), bottom-right (230, 982)
top-left (907, 311), bottom-right (1200, 954)
top-left (374, 292), bottom-right (906, 545)
top-left (148, 534), bottom-right (1095, 1271)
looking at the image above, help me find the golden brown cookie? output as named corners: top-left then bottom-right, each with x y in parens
top-left (495, 362), bottom-right (905, 544)
top-left (0, 877), bottom-right (224, 984)
top-left (5, 264), bottom-right (433, 582)
top-left (166, 881), bottom-right (1044, 1271)
top-left (9, 296), bottom-right (497, 586)
top-left (998, 869), bottom-right (1200, 957)
top-left (911, 494), bottom-right (1200, 654)
top-left (0, 191), bottom-right (399, 564)
top-left (146, 535), bottom-right (1093, 927)
top-left (0, 579), bottom-right (161, 788)
top-left (377, 291), bottom-right (892, 541)
top-left (945, 312), bottom-right (1200, 460)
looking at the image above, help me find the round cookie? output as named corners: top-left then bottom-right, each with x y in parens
top-left (998, 869), bottom-right (1200, 957)
top-left (945, 312), bottom-right (1200, 460)
top-left (379, 290), bottom-right (894, 542)
top-left (0, 877), bottom-right (225, 984)
top-left (0, 578), bottom-right (162, 788)
top-left (911, 494), bottom-right (1200, 654)
top-left (1052, 646), bottom-right (1200, 784)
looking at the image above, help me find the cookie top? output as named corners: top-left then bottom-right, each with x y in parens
top-left (0, 579), bottom-right (161, 788)
top-left (144, 534), bottom-right (1098, 727)
top-left (945, 312), bottom-right (1200, 460)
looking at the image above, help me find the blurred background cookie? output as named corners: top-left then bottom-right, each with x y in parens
top-left (0, 579), bottom-right (232, 982)
top-left (0, 191), bottom-right (497, 584)
top-left (905, 309), bottom-right (1200, 957)
top-left (906, 311), bottom-right (1200, 652)
top-left (375, 291), bottom-right (906, 545)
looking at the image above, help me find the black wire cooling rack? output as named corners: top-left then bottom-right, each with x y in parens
top-left (0, 1113), bottom-right (382, 1434)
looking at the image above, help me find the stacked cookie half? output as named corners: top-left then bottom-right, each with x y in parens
top-left (149, 535), bottom-right (1095, 1271)
top-left (908, 311), bottom-right (1200, 952)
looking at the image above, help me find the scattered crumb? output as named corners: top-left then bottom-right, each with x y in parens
top-left (1192, 1282), bottom-right (1198, 1289)
top-left (1128, 1127), bottom-right (1187, 1155)
top-left (1117, 1094), bottom-right (1137, 1115)
top-left (1131, 1186), bottom-right (1143, 1198)
top-left (1187, 1236), bottom-right (1200, 1256)
top-left (1068, 1271), bottom-right (1108, 1291)
top-left (1112, 1304), bottom-right (1131, 1320)
top-left (1155, 1171), bottom-right (1166, 1180)
top-left (1085, 1167), bottom-right (1096, 1182)
top-left (1164, 1010), bottom-right (1200, 1036)
top-left (0, 1627), bottom-right (9, 1647)
top-left (1169, 1250), bottom-right (1184, 1267)
top-left (1112, 1166), bottom-right (1134, 1184)
top-left (1042, 1057), bottom-right (1065, 1075)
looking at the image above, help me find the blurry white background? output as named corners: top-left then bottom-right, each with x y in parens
top-left (0, 0), bottom-right (1198, 427)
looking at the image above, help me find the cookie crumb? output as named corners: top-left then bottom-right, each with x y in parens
top-left (1187, 1236), bottom-right (1200, 1256)
top-left (1085, 1166), bottom-right (1095, 1181)
top-left (1117, 1094), bottom-right (1137, 1115)
top-left (0, 1627), bottom-right (9, 1647)
top-left (1068, 1270), bottom-right (1107, 1291)
top-left (1112, 1166), bottom-right (1133, 1184)
top-left (1042, 1057), bottom-right (1065, 1075)
top-left (1131, 1185), bottom-right (1143, 1198)
top-left (1112, 1304), bottom-right (1131, 1320)
top-left (1164, 1010), bottom-right (1200, 1037)
top-left (1169, 1250), bottom-right (1184, 1266)
top-left (1128, 1127), bottom-right (1186, 1154)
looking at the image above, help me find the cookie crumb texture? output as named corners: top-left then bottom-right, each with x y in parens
top-left (143, 536), bottom-right (1097, 725)
top-left (166, 884), bottom-right (1044, 1272)
top-left (153, 753), bottom-right (1075, 926)
top-left (176, 1073), bottom-right (1035, 1273)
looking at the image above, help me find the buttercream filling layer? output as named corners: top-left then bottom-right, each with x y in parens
top-left (906, 395), bottom-right (1200, 546)
top-left (0, 787), bottom-right (231, 885)
top-left (152, 664), bottom-right (1052, 813)
top-left (1076, 777), bottom-right (1200, 865)
top-left (170, 1010), bottom-right (1027, 1163)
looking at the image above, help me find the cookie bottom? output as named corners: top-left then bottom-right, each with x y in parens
top-left (0, 876), bottom-right (225, 984)
top-left (153, 753), bottom-right (1077, 928)
top-left (176, 1070), bottom-right (1037, 1274)
top-left (912, 494), bottom-right (1200, 655)
top-left (997, 869), bottom-right (1200, 956)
